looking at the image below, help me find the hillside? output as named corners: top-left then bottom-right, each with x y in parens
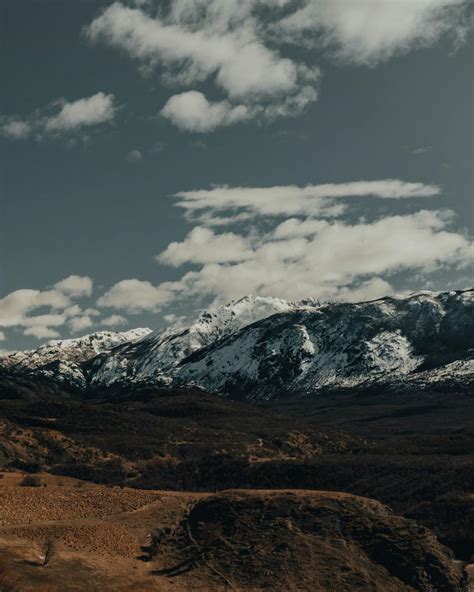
top-left (1, 290), bottom-right (472, 400)
top-left (0, 480), bottom-right (467, 591)
top-left (0, 387), bottom-right (472, 562)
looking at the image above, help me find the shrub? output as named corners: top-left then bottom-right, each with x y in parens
top-left (19, 474), bottom-right (41, 487)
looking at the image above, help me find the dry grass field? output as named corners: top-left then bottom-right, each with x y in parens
top-left (0, 472), bottom-right (470, 592)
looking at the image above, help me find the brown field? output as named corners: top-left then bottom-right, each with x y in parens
top-left (0, 471), bottom-right (470, 592)
top-left (0, 471), bottom-right (206, 591)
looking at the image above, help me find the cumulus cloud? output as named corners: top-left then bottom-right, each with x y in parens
top-left (86, 3), bottom-right (299, 99)
top-left (55, 275), bottom-right (93, 298)
top-left (0, 276), bottom-right (96, 341)
top-left (1, 120), bottom-right (32, 139)
top-left (174, 180), bottom-right (441, 221)
top-left (85, 0), bottom-right (468, 132)
top-left (0, 289), bottom-right (70, 328)
top-left (90, 178), bottom-right (472, 314)
top-left (86, 2), bottom-right (320, 131)
top-left (69, 315), bottom-right (94, 333)
top-left (278, 0), bottom-right (469, 65)
top-left (101, 314), bottom-right (128, 327)
top-left (23, 326), bottom-right (61, 339)
top-left (157, 226), bottom-right (254, 266)
top-left (97, 279), bottom-right (180, 313)
top-left (161, 91), bottom-right (250, 132)
top-left (126, 149), bottom-right (143, 162)
top-left (44, 92), bottom-right (116, 132)
top-left (1, 93), bottom-right (116, 140)
top-left (159, 209), bottom-right (473, 304)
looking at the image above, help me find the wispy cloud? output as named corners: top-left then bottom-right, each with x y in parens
top-left (277, 0), bottom-right (469, 65)
top-left (85, 1), bottom-right (319, 131)
top-left (96, 179), bottom-right (472, 313)
top-left (85, 0), bottom-right (469, 132)
top-left (174, 180), bottom-right (441, 221)
top-left (0, 92), bottom-right (116, 141)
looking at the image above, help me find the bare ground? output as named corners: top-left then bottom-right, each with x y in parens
top-left (0, 472), bottom-right (469, 592)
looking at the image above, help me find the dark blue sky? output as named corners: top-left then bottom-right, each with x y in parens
top-left (1, 0), bottom-right (473, 350)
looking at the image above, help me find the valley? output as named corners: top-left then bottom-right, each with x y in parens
top-left (0, 290), bottom-right (473, 590)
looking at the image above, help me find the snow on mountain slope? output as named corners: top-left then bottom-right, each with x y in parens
top-left (89, 295), bottom-right (311, 387)
top-left (1, 290), bottom-right (472, 399)
top-left (174, 290), bottom-right (474, 400)
top-left (0, 328), bottom-right (152, 389)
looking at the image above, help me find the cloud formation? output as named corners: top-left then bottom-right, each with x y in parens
top-left (1, 93), bottom-right (116, 140)
top-left (96, 179), bottom-right (472, 315)
top-left (101, 314), bottom-right (128, 327)
top-left (86, 1), bottom-right (320, 131)
top-left (55, 275), bottom-right (93, 298)
top-left (85, 0), bottom-right (468, 132)
top-left (158, 227), bottom-right (254, 266)
top-left (278, 0), bottom-right (469, 65)
top-left (153, 209), bottom-right (472, 304)
top-left (174, 180), bottom-right (441, 221)
top-left (161, 91), bottom-right (250, 132)
top-left (0, 276), bottom-right (94, 341)
top-left (97, 279), bottom-right (180, 313)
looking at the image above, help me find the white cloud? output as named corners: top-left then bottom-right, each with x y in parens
top-left (161, 91), bottom-right (250, 132)
top-left (63, 305), bottom-right (83, 318)
top-left (0, 276), bottom-right (95, 342)
top-left (273, 218), bottom-right (329, 239)
top-left (24, 326), bottom-right (61, 340)
top-left (86, 3), bottom-right (299, 99)
top-left (166, 210), bottom-right (472, 304)
top-left (44, 93), bottom-right (116, 132)
top-left (157, 226), bottom-right (254, 266)
top-left (1, 120), bottom-right (32, 139)
top-left (97, 279), bottom-right (180, 313)
top-left (0, 289), bottom-right (70, 328)
top-left (55, 275), bottom-right (93, 298)
top-left (86, 2), bottom-right (320, 131)
top-left (85, 0), bottom-right (468, 132)
top-left (126, 149), bottom-right (143, 162)
top-left (278, 0), bottom-right (469, 65)
top-left (337, 278), bottom-right (395, 303)
top-left (101, 314), bottom-right (128, 327)
top-left (1, 93), bottom-right (116, 141)
top-left (69, 316), bottom-right (94, 333)
top-left (174, 180), bottom-right (441, 220)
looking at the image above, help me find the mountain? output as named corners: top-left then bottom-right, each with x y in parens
top-left (1, 290), bottom-right (473, 400)
top-left (176, 289), bottom-right (474, 400)
top-left (0, 328), bottom-right (151, 389)
top-left (89, 295), bottom-right (315, 389)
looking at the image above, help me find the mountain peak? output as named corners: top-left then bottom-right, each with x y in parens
top-left (2, 290), bottom-right (473, 399)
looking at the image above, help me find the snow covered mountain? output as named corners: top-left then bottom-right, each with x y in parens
top-left (175, 290), bottom-right (474, 400)
top-left (0, 328), bottom-right (152, 389)
top-left (89, 295), bottom-right (315, 388)
top-left (1, 291), bottom-right (473, 399)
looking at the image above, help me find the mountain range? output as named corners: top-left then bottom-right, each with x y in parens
top-left (2, 289), bottom-right (473, 400)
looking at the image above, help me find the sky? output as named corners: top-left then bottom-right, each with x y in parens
top-left (1, 0), bottom-right (473, 351)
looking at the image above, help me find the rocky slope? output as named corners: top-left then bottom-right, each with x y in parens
top-left (1, 290), bottom-right (472, 400)
top-left (176, 289), bottom-right (474, 400)
top-left (150, 489), bottom-right (468, 591)
top-left (0, 482), bottom-right (468, 591)
top-left (0, 328), bottom-right (151, 389)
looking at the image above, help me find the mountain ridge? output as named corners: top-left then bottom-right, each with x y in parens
top-left (1, 289), bottom-right (473, 400)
